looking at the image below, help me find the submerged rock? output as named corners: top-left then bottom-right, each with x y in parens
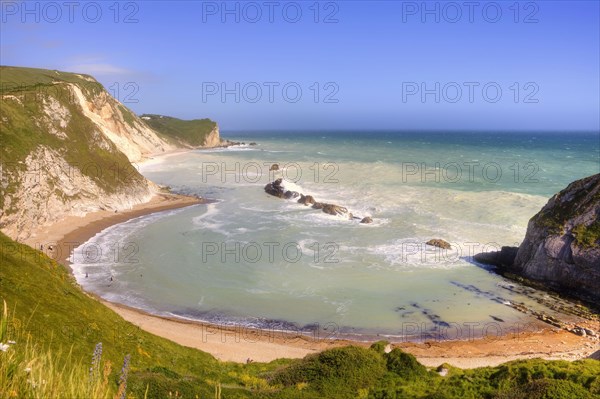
top-left (270, 163), bottom-right (279, 171)
top-left (360, 217), bottom-right (373, 224)
top-left (425, 239), bottom-right (451, 250)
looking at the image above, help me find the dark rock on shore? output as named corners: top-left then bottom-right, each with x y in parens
top-left (425, 239), bottom-right (451, 250)
top-left (473, 246), bottom-right (518, 268)
top-left (475, 173), bottom-right (600, 304)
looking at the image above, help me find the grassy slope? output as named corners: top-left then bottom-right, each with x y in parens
top-left (0, 232), bottom-right (289, 397)
top-left (1, 232), bottom-right (599, 398)
top-left (140, 114), bottom-right (217, 147)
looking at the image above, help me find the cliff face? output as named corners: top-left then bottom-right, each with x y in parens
top-left (202, 125), bottom-right (222, 147)
top-left (0, 67), bottom-right (174, 241)
top-left (511, 174), bottom-right (600, 301)
top-left (70, 85), bottom-right (173, 162)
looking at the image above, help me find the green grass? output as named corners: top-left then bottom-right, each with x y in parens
top-left (573, 221), bottom-right (600, 248)
top-left (531, 174), bottom-right (600, 246)
top-left (140, 114), bottom-right (217, 147)
top-left (1, 65), bottom-right (97, 87)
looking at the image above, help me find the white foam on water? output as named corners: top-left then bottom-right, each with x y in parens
top-left (191, 203), bottom-right (226, 233)
top-left (71, 207), bottom-right (193, 285)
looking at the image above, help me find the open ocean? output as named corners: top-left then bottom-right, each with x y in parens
top-left (71, 131), bottom-right (599, 340)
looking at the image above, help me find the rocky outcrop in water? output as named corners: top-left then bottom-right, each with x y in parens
top-left (264, 179), bottom-right (368, 222)
top-left (475, 173), bottom-right (600, 303)
top-left (318, 203), bottom-right (348, 217)
top-left (298, 194), bottom-right (316, 206)
top-left (426, 239), bottom-right (452, 250)
top-left (264, 178), bottom-right (286, 198)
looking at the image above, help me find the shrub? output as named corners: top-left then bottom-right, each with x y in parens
top-left (494, 378), bottom-right (596, 399)
top-left (271, 346), bottom-right (386, 395)
top-left (385, 348), bottom-right (428, 380)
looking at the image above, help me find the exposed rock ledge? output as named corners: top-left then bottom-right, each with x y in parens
top-left (475, 174), bottom-right (600, 304)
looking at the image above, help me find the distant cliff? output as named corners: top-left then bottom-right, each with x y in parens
top-left (140, 114), bottom-right (223, 148)
top-left (476, 174), bottom-right (600, 303)
top-left (0, 66), bottom-right (215, 241)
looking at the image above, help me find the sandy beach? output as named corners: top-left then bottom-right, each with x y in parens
top-left (23, 192), bottom-right (203, 261)
top-left (18, 188), bottom-right (598, 369)
top-left (103, 299), bottom-right (598, 368)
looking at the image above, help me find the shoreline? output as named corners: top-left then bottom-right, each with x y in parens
top-left (23, 192), bottom-right (205, 258)
top-left (15, 172), bottom-right (598, 368)
top-left (102, 299), bottom-right (598, 367)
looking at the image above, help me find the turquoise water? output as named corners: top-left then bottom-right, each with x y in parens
top-left (72, 131), bottom-right (599, 339)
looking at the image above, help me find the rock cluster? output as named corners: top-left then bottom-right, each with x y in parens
top-left (264, 178), bottom-right (373, 223)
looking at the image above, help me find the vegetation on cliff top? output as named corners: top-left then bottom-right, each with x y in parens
top-left (531, 173), bottom-right (600, 248)
top-left (140, 114), bottom-right (217, 147)
top-left (2, 232), bottom-right (599, 398)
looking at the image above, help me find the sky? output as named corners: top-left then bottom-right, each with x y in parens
top-left (1, 0), bottom-right (599, 131)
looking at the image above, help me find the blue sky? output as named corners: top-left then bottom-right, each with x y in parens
top-left (1, 0), bottom-right (599, 131)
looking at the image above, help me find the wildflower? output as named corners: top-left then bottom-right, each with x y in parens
top-left (116, 354), bottom-right (131, 399)
top-left (88, 342), bottom-right (103, 394)
top-left (7, 340), bottom-right (16, 344)
top-left (0, 342), bottom-right (10, 351)
top-left (24, 367), bottom-right (31, 374)
top-left (89, 342), bottom-right (103, 378)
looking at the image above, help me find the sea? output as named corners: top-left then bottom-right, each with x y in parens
top-left (71, 131), bottom-right (599, 340)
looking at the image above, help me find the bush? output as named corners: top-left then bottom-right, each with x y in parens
top-left (494, 378), bottom-right (597, 399)
top-left (385, 348), bottom-right (428, 380)
top-left (370, 341), bottom-right (390, 355)
top-left (271, 346), bottom-right (386, 396)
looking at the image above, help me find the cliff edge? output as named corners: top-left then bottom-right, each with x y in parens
top-left (140, 114), bottom-right (223, 148)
